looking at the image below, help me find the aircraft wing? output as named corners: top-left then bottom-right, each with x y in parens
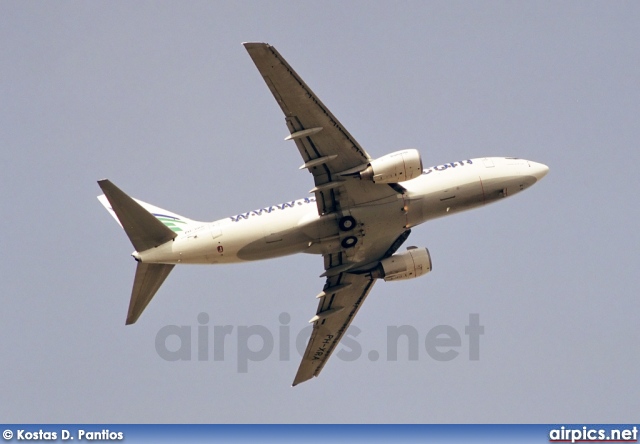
top-left (243, 42), bottom-right (400, 215)
top-left (293, 263), bottom-right (376, 386)
top-left (292, 227), bottom-right (411, 385)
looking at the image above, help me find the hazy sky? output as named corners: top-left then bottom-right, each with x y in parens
top-left (1, 1), bottom-right (639, 423)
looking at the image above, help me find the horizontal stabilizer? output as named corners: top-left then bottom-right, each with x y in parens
top-left (127, 262), bottom-right (175, 325)
top-left (97, 179), bottom-right (176, 252)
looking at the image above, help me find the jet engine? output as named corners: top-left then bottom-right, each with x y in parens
top-left (371, 246), bottom-right (432, 281)
top-left (360, 149), bottom-right (423, 183)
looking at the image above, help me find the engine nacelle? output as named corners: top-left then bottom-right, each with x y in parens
top-left (360, 149), bottom-right (423, 183)
top-left (371, 247), bottom-right (432, 281)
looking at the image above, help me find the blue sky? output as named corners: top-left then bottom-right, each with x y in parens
top-left (1, 1), bottom-right (638, 422)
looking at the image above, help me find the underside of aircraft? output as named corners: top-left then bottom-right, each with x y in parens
top-left (97, 43), bottom-right (548, 386)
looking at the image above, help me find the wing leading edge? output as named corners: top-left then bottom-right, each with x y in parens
top-left (243, 42), bottom-right (400, 216)
top-left (242, 42), bottom-right (370, 172)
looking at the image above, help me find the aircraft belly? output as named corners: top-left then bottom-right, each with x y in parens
top-left (407, 176), bottom-right (485, 225)
top-left (410, 173), bottom-right (538, 224)
top-left (341, 201), bottom-right (408, 263)
top-left (234, 210), bottom-right (314, 261)
top-left (236, 228), bottom-right (311, 260)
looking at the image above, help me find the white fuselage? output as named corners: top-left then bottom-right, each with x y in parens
top-left (135, 157), bottom-right (548, 265)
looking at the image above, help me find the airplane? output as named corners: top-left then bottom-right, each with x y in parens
top-left (97, 42), bottom-right (549, 386)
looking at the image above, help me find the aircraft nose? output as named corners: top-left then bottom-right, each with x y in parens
top-left (529, 161), bottom-right (549, 181)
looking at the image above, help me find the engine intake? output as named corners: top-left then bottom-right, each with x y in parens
top-left (360, 149), bottom-right (423, 183)
top-left (371, 247), bottom-right (432, 281)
